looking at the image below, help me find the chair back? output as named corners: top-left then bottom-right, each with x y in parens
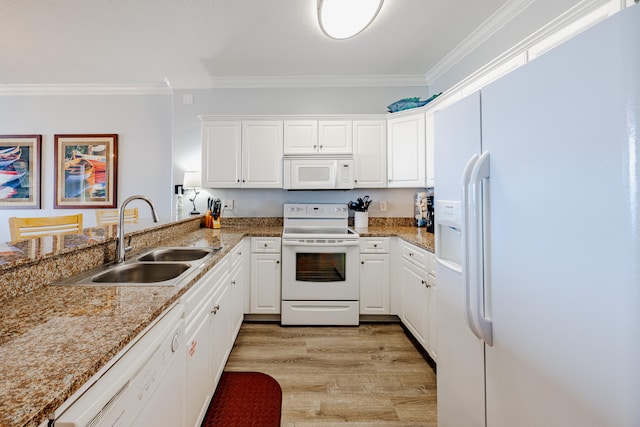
top-left (95, 208), bottom-right (139, 226)
top-left (9, 214), bottom-right (83, 241)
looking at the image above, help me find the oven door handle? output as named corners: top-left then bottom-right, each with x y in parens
top-left (282, 239), bottom-right (360, 247)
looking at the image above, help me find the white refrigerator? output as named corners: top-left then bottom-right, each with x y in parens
top-left (434, 5), bottom-right (640, 427)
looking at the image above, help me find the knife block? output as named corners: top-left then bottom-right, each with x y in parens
top-left (204, 211), bottom-right (221, 229)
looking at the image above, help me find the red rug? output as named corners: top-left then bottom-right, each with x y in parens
top-left (201, 371), bottom-right (282, 427)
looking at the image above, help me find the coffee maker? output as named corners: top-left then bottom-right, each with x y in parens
top-left (426, 194), bottom-right (434, 232)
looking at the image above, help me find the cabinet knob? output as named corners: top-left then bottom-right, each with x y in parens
top-left (264, 243), bottom-right (268, 247)
top-left (361, 261), bottom-right (365, 264)
top-left (237, 179), bottom-right (240, 183)
top-left (242, 179), bottom-right (245, 182)
top-left (313, 145), bottom-right (317, 149)
top-left (373, 244), bottom-right (378, 248)
top-left (276, 260), bottom-right (280, 264)
top-left (211, 304), bottom-right (220, 315)
top-left (231, 280), bottom-right (236, 285)
top-left (409, 252), bottom-right (414, 257)
top-left (319, 145), bottom-right (323, 149)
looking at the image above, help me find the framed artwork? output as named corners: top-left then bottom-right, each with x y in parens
top-left (54, 134), bottom-right (118, 208)
top-left (0, 135), bottom-right (42, 209)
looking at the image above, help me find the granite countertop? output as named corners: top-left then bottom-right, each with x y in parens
top-left (0, 220), bottom-right (431, 427)
top-left (356, 225), bottom-right (435, 253)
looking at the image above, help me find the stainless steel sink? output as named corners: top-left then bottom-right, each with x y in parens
top-left (55, 246), bottom-right (222, 287)
top-left (137, 247), bottom-right (219, 262)
top-left (91, 262), bottom-right (192, 283)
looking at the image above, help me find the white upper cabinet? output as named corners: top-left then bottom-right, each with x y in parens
top-left (202, 120), bottom-right (242, 188)
top-left (425, 111), bottom-right (435, 188)
top-left (283, 120), bottom-right (317, 154)
top-left (387, 112), bottom-right (426, 188)
top-left (241, 121), bottom-right (283, 188)
top-left (353, 120), bottom-right (387, 188)
top-left (284, 120), bottom-right (352, 155)
top-left (318, 120), bottom-right (353, 154)
top-left (201, 119), bottom-right (283, 188)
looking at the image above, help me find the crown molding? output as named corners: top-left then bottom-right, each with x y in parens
top-left (424, 0), bottom-right (537, 85)
top-left (0, 84), bottom-right (172, 96)
top-left (205, 74), bottom-right (428, 89)
top-left (425, 0), bottom-right (613, 85)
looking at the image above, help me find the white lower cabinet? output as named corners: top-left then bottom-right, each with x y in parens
top-left (211, 278), bottom-right (231, 387)
top-left (399, 240), bottom-right (437, 361)
top-left (359, 237), bottom-right (390, 315)
top-left (184, 302), bottom-right (213, 427)
top-left (183, 240), bottom-right (246, 427)
top-left (250, 237), bottom-right (281, 314)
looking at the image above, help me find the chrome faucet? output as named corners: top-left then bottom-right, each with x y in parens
top-left (116, 195), bottom-right (160, 263)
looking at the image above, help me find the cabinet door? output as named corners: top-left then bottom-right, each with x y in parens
top-left (229, 260), bottom-right (244, 342)
top-left (318, 120), bottom-right (353, 154)
top-left (250, 253), bottom-right (281, 314)
top-left (185, 304), bottom-right (213, 427)
top-left (353, 120), bottom-right (386, 188)
top-left (400, 259), bottom-right (428, 346)
top-left (202, 120), bottom-right (242, 188)
top-left (387, 113), bottom-right (426, 187)
top-left (427, 273), bottom-right (437, 361)
top-left (359, 253), bottom-right (390, 314)
top-left (242, 121), bottom-right (283, 188)
top-left (211, 281), bottom-right (231, 387)
top-left (425, 111), bottom-right (435, 188)
top-left (284, 120), bottom-right (318, 154)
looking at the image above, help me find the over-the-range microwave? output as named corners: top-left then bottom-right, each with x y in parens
top-left (283, 157), bottom-right (354, 190)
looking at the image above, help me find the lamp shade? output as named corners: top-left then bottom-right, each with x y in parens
top-left (318, 0), bottom-right (384, 40)
top-left (183, 171), bottom-right (201, 188)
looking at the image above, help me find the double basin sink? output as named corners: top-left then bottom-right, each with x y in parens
top-left (57, 247), bottom-right (222, 286)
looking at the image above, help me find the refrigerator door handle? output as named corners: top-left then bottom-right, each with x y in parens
top-left (469, 151), bottom-right (493, 346)
top-left (461, 153), bottom-right (483, 340)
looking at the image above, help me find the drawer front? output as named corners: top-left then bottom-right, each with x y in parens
top-left (182, 258), bottom-right (228, 323)
top-left (229, 240), bottom-right (244, 269)
top-left (251, 237), bottom-right (281, 253)
top-left (359, 237), bottom-right (390, 253)
top-left (400, 241), bottom-right (429, 271)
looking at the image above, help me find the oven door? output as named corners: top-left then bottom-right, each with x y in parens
top-left (281, 239), bottom-right (359, 300)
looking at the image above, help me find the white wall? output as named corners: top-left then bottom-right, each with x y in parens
top-left (0, 94), bottom-right (172, 242)
top-left (172, 86), bottom-right (430, 218)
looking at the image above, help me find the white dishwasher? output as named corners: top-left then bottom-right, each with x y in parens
top-left (53, 303), bottom-right (185, 427)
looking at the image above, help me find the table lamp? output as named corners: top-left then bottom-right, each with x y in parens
top-left (183, 171), bottom-right (202, 215)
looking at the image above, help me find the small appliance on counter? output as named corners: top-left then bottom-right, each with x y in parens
top-left (415, 190), bottom-right (434, 231)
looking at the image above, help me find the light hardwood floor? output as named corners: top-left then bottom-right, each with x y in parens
top-left (223, 322), bottom-right (437, 426)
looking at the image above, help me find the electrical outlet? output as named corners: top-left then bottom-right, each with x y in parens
top-left (379, 200), bottom-right (387, 212)
top-left (223, 199), bottom-right (234, 210)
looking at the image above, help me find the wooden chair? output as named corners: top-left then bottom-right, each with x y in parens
top-left (9, 214), bottom-right (83, 241)
top-left (95, 208), bottom-right (138, 227)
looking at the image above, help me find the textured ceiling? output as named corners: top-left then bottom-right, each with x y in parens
top-left (0, 0), bottom-right (513, 89)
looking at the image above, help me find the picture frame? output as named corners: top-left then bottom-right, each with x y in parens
top-left (54, 134), bottom-right (118, 208)
top-left (0, 135), bottom-right (42, 209)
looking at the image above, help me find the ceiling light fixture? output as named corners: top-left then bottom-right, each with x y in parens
top-left (318, 0), bottom-right (384, 40)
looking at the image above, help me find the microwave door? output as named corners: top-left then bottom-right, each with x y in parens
top-left (292, 161), bottom-right (336, 189)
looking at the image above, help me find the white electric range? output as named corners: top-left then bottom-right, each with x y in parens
top-left (281, 203), bottom-right (360, 325)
